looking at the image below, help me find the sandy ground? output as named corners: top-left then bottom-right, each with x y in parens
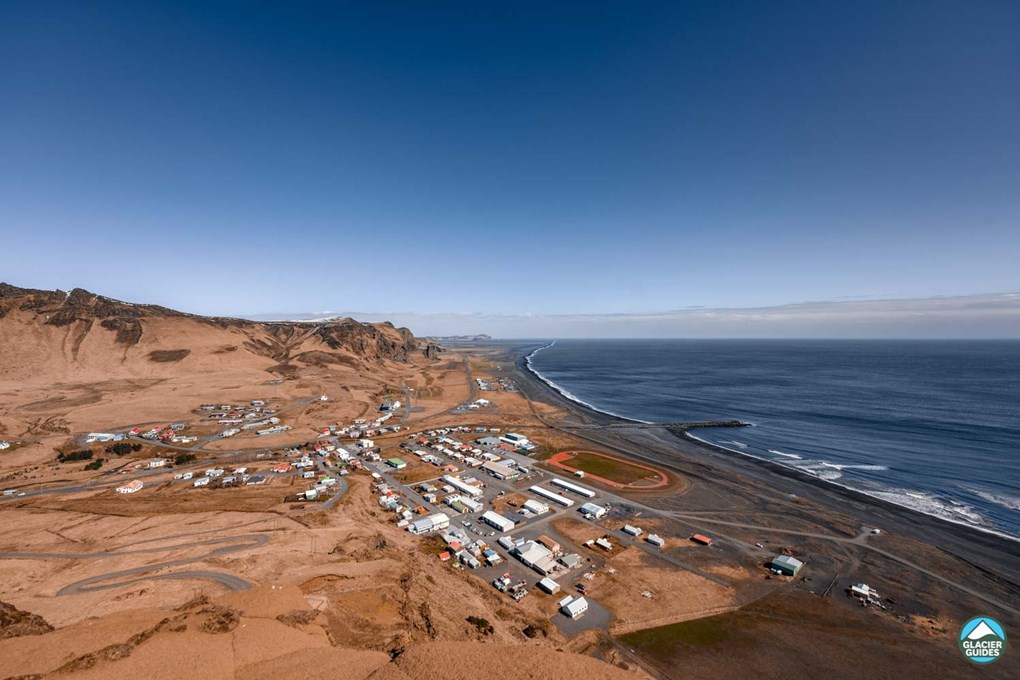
top-left (3, 325), bottom-right (1019, 679)
top-left (0, 471), bottom-right (651, 678)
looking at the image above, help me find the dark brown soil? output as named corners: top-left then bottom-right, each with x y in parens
top-left (148, 349), bottom-right (191, 362)
top-left (0, 601), bottom-right (54, 640)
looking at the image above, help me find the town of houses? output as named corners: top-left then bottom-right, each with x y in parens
top-left (14, 394), bottom-right (810, 630)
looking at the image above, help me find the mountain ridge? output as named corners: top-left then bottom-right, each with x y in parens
top-left (0, 283), bottom-right (440, 380)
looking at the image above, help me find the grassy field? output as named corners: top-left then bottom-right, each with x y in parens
top-left (393, 461), bottom-right (442, 485)
top-left (562, 451), bottom-right (656, 485)
top-left (620, 614), bottom-right (733, 656)
top-left (617, 589), bottom-right (981, 680)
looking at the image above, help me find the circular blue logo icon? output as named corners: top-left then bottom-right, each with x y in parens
top-left (958, 616), bottom-right (1007, 665)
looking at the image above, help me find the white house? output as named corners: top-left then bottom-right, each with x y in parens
top-left (116, 480), bottom-right (143, 494)
top-left (559, 595), bottom-right (589, 619)
top-left (522, 499), bottom-right (550, 516)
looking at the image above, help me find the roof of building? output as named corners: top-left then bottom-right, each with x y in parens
top-left (536, 534), bottom-right (560, 551)
top-left (563, 596), bottom-right (588, 616)
top-left (480, 460), bottom-right (517, 477)
top-left (515, 540), bottom-right (553, 565)
top-left (772, 555), bottom-right (804, 568)
top-left (558, 553), bottom-right (581, 567)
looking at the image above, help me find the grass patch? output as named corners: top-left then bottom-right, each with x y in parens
top-left (563, 451), bottom-right (655, 484)
top-left (620, 616), bottom-right (733, 662)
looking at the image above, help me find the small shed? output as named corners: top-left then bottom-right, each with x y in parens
top-left (537, 577), bottom-right (561, 594)
top-left (558, 553), bottom-right (582, 569)
top-left (536, 534), bottom-right (561, 553)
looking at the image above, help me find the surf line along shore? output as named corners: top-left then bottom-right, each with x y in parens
top-left (504, 341), bottom-right (1020, 617)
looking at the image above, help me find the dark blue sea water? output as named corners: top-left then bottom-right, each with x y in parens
top-left (526, 340), bottom-right (1020, 541)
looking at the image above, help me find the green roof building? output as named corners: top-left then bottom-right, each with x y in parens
top-left (770, 555), bottom-right (804, 576)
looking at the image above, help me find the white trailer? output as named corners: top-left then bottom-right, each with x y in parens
top-left (529, 485), bottom-right (575, 508)
top-left (550, 477), bottom-right (596, 498)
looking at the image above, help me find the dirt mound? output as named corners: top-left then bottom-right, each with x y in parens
top-left (195, 605), bottom-right (240, 634)
top-left (277, 609), bottom-right (318, 627)
top-left (0, 601), bottom-right (54, 640)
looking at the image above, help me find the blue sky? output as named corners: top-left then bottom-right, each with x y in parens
top-left (2, 1), bottom-right (1018, 334)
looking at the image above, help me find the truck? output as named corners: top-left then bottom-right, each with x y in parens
top-left (508, 581), bottom-right (529, 601)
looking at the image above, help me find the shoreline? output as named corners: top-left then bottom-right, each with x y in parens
top-left (509, 341), bottom-right (1020, 562)
top-left (523, 342), bottom-right (653, 424)
top-left (681, 431), bottom-right (1020, 545)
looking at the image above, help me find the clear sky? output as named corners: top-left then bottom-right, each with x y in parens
top-left (2, 1), bottom-right (1018, 335)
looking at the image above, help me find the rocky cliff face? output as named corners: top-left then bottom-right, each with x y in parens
top-left (0, 283), bottom-right (437, 379)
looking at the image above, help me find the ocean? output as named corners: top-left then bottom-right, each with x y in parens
top-left (526, 339), bottom-right (1020, 541)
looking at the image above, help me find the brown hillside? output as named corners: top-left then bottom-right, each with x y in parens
top-left (0, 283), bottom-right (440, 382)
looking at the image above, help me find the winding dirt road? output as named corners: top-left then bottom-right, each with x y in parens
top-left (0, 527), bottom-right (269, 596)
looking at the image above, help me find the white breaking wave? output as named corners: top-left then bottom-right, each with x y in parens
top-left (967, 488), bottom-right (1020, 512)
top-left (690, 435), bottom-right (1019, 543)
top-left (728, 440), bottom-right (748, 449)
top-left (768, 449), bottom-right (802, 460)
top-left (820, 462), bottom-right (889, 471)
top-left (867, 488), bottom-right (988, 526)
top-left (525, 348), bottom-right (1019, 544)
top-left (795, 462), bottom-right (843, 481)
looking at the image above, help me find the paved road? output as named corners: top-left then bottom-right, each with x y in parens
top-left (0, 531), bottom-right (269, 596)
top-left (662, 512), bottom-right (1020, 617)
top-left (315, 458), bottom-right (349, 510)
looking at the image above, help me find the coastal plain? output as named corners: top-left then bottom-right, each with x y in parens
top-left (0, 286), bottom-right (1017, 679)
